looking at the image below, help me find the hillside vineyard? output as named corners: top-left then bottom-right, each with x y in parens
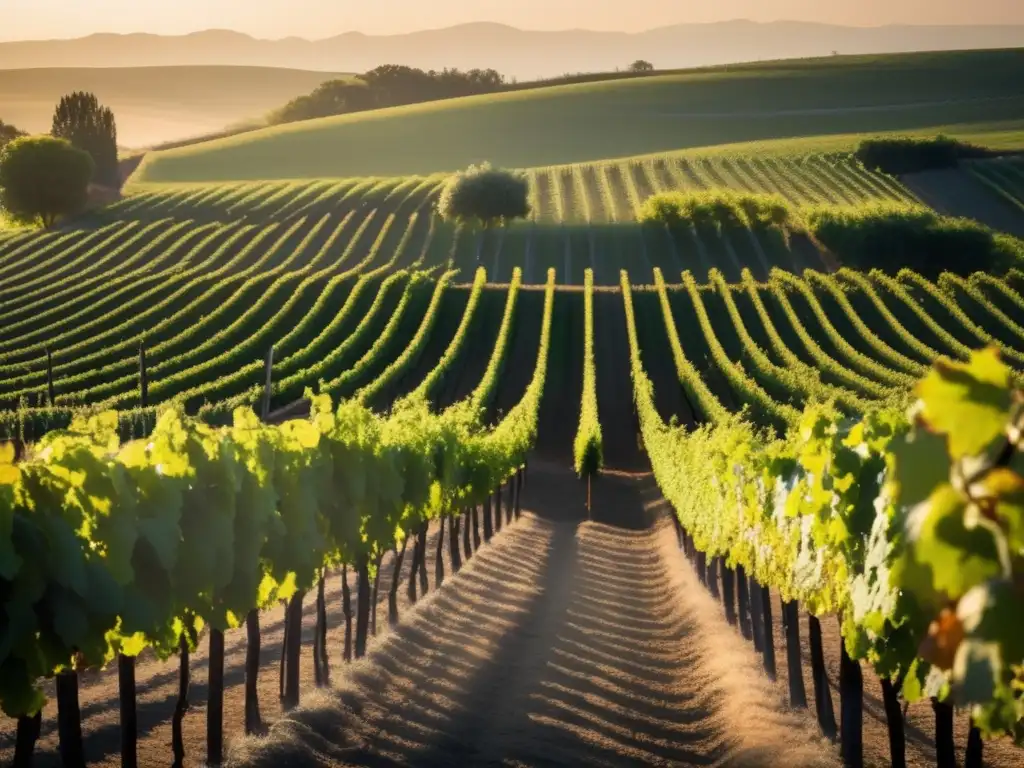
top-left (3, 142), bottom-right (1024, 768)
top-left (0, 151), bottom-right (992, 438)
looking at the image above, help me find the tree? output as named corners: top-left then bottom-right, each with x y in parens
top-left (0, 136), bottom-right (94, 227)
top-left (51, 91), bottom-right (118, 188)
top-left (437, 163), bottom-right (530, 227)
top-left (629, 60), bottom-right (654, 73)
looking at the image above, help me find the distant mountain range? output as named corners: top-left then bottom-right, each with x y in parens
top-left (3, 21), bottom-right (1024, 79)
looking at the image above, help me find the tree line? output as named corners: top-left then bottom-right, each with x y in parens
top-left (0, 92), bottom-right (119, 228)
top-left (270, 59), bottom-right (656, 125)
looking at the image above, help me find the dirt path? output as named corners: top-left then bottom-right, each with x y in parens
top-left (227, 463), bottom-right (836, 768)
top-left (901, 168), bottom-right (1024, 238)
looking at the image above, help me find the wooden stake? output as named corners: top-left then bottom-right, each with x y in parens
top-left (13, 712), bottom-right (40, 768)
top-left (207, 629), bottom-right (225, 766)
top-left (56, 670), bottom-right (85, 768)
top-left (171, 631), bottom-right (190, 768)
top-left (118, 654), bottom-right (138, 768)
top-left (244, 610), bottom-right (262, 734)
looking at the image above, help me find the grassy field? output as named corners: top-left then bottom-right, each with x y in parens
top-left (0, 66), bottom-right (347, 148)
top-left (130, 48), bottom-right (1024, 182)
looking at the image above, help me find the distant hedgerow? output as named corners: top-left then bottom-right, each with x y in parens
top-left (855, 135), bottom-right (991, 175)
top-left (436, 163), bottom-right (531, 226)
top-left (805, 201), bottom-right (1024, 277)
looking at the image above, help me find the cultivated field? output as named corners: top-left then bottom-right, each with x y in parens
top-left (3, 47), bottom-right (1024, 768)
top-left (130, 49), bottom-right (1024, 181)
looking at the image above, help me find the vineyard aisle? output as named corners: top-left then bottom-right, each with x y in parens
top-left (228, 463), bottom-right (836, 767)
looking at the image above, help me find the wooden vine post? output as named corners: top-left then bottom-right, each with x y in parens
top-left (720, 563), bottom-right (737, 625)
top-left (879, 676), bottom-right (906, 768)
top-left (12, 712), bottom-right (41, 768)
top-left (932, 699), bottom-right (956, 768)
top-left (311, 577), bottom-right (327, 684)
top-left (449, 513), bottom-right (462, 572)
top-left (118, 369), bottom-right (142, 768)
top-left (965, 720), bottom-right (983, 768)
top-left (493, 486), bottom-right (503, 533)
top-left (482, 496), bottom-right (493, 542)
top-left (118, 652), bottom-right (138, 768)
top-left (56, 665), bottom-right (85, 768)
top-left (586, 471), bottom-right (592, 515)
top-left (171, 627), bottom-right (191, 768)
top-left (342, 564), bottom-right (353, 662)
top-left (782, 601), bottom-right (807, 708)
top-left (245, 345), bottom-right (275, 734)
top-left (808, 614), bottom-right (838, 739)
top-left (389, 539), bottom-right (409, 625)
top-left (355, 556), bottom-right (372, 658)
top-left (207, 626), bottom-right (226, 766)
top-left (735, 565), bottom-right (752, 640)
top-left (435, 516), bottom-right (446, 587)
top-left (837, 616), bottom-right (863, 768)
top-left (282, 592), bottom-right (304, 710)
top-left (759, 584), bottom-right (776, 680)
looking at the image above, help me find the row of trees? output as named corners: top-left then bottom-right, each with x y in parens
top-left (271, 65), bottom-right (508, 124)
top-left (272, 60), bottom-right (656, 125)
top-left (0, 92), bottom-right (119, 227)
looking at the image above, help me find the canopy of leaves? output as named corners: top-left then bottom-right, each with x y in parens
top-left (437, 163), bottom-right (530, 226)
top-left (0, 135), bottom-right (93, 227)
top-left (856, 134), bottom-right (990, 175)
top-left (629, 59), bottom-right (655, 72)
top-left (51, 91), bottom-right (119, 188)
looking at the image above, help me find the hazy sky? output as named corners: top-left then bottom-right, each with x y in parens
top-left (4, 0), bottom-right (1024, 40)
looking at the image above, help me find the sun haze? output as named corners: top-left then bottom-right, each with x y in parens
top-left (3, 0), bottom-right (1024, 39)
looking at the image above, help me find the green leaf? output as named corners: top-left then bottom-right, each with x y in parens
top-left (916, 348), bottom-right (1012, 460)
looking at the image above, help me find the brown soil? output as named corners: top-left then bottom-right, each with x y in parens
top-left (225, 463), bottom-right (836, 768)
top-left (902, 167), bottom-right (1024, 238)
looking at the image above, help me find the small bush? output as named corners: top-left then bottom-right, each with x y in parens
top-left (855, 135), bottom-right (990, 175)
top-left (805, 201), bottom-right (1023, 277)
top-left (638, 189), bottom-right (797, 233)
top-left (437, 163), bottom-right (530, 226)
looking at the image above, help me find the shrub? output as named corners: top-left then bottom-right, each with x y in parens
top-left (437, 163), bottom-right (530, 226)
top-left (805, 201), bottom-right (1023, 277)
top-left (638, 189), bottom-right (797, 233)
top-left (855, 135), bottom-right (990, 175)
top-left (0, 135), bottom-right (94, 227)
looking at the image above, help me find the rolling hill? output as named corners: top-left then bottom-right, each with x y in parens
top-left (2, 21), bottom-right (1024, 79)
top-left (0, 66), bottom-right (347, 147)
top-left (130, 49), bottom-right (1024, 183)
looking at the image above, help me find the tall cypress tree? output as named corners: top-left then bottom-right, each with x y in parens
top-left (51, 92), bottom-right (119, 188)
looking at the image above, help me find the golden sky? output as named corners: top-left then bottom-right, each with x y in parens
top-left (4, 0), bottom-right (1024, 40)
